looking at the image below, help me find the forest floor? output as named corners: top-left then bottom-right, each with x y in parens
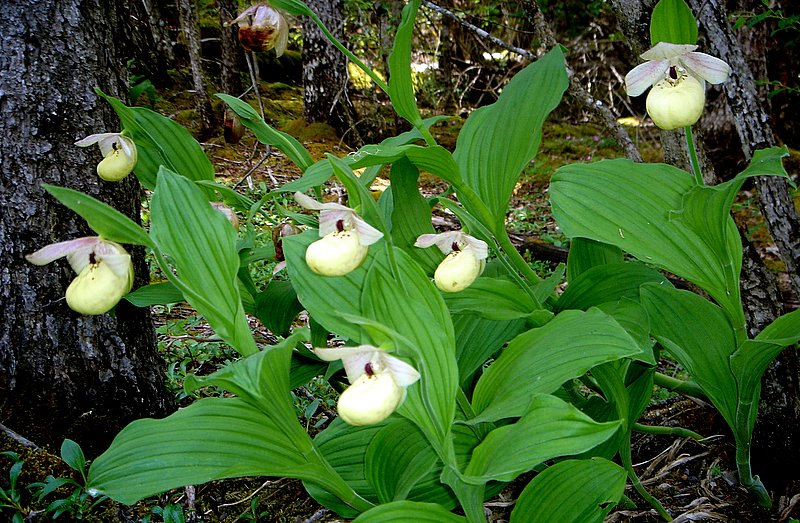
top-left (3, 80), bottom-right (800, 522)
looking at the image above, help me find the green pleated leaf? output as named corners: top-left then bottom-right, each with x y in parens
top-left (42, 185), bottom-right (152, 247)
top-left (453, 46), bottom-right (568, 223)
top-left (352, 501), bottom-right (466, 522)
top-left (150, 167), bottom-right (257, 356)
top-left (305, 419), bottom-right (385, 518)
top-left (551, 159), bottom-right (743, 325)
top-left (566, 238), bottom-right (623, 282)
top-left (60, 439), bottom-right (86, 474)
top-left (510, 458), bottom-right (626, 523)
top-left (362, 247), bottom-right (459, 444)
top-left (465, 394), bottom-right (621, 482)
top-left (555, 262), bottom-right (669, 313)
top-left (253, 280), bottom-right (303, 337)
top-left (123, 281), bottom-right (184, 307)
top-left (388, 0), bottom-right (424, 128)
top-left (756, 308), bottom-right (800, 346)
top-left (443, 277), bottom-right (543, 320)
top-left (650, 0), bottom-right (698, 45)
top-left (597, 298), bottom-right (657, 365)
top-left (454, 314), bottom-right (526, 388)
top-left (472, 308), bottom-right (642, 423)
top-left (640, 283), bottom-right (738, 427)
top-left (195, 180), bottom-right (256, 212)
top-left (351, 143), bottom-right (462, 185)
top-left (388, 159), bottom-right (441, 273)
top-left (283, 230), bottom-right (373, 341)
top-left (87, 397), bottom-right (313, 505)
top-left (216, 93), bottom-right (314, 172)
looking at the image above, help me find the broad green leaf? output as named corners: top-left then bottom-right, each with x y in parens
top-left (650, 0), bottom-right (698, 45)
top-left (305, 419), bottom-right (385, 518)
top-left (124, 282), bottom-right (184, 307)
top-left (566, 238), bottom-right (623, 282)
top-left (216, 93), bottom-right (314, 172)
top-left (465, 394), bottom-right (621, 482)
top-left (350, 143), bottom-right (462, 185)
top-left (60, 439), bottom-right (86, 474)
top-left (472, 308), bottom-right (642, 423)
top-left (42, 185), bottom-right (152, 247)
top-left (443, 277), bottom-right (543, 320)
top-left (756, 308), bottom-right (800, 346)
top-left (388, 159), bottom-right (441, 273)
top-left (253, 280), bottom-right (303, 336)
top-left (454, 314), bottom-right (526, 388)
top-left (597, 298), bottom-right (657, 365)
top-left (509, 458), bottom-right (626, 523)
top-left (555, 262), bottom-right (669, 313)
top-left (328, 155), bottom-right (388, 234)
top-left (551, 159), bottom-right (743, 325)
top-left (388, 0), bottom-right (424, 128)
top-left (283, 230), bottom-right (372, 342)
top-left (453, 46), bottom-right (568, 223)
top-left (362, 246), bottom-right (458, 444)
top-left (88, 397), bottom-right (315, 504)
top-left (150, 167), bottom-right (257, 356)
top-left (352, 501), bottom-right (466, 522)
top-left (195, 180), bottom-right (255, 212)
top-left (640, 283), bottom-right (738, 427)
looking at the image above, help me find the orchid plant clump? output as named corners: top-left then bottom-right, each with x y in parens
top-left (27, 0), bottom-right (800, 521)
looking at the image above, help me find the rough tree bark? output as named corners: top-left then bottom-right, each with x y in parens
top-left (302, 0), bottom-right (362, 145)
top-left (612, 0), bottom-right (800, 495)
top-left (177, 0), bottom-right (216, 140)
top-left (0, 0), bottom-right (173, 455)
top-left (218, 0), bottom-right (243, 96)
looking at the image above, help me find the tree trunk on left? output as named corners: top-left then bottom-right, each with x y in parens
top-left (302, 0), bottom-right (362, 145)
top-left (0, 0), bottom-right (174, 456)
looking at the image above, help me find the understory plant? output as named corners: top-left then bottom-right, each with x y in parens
top-left (26, 0), bottom-right (799, 521)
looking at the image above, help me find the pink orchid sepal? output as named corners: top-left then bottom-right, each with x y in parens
top-left (294, 192), bottom-right (383, 245)
top-left (314, 345), bottom-right (420, 426)
top-left (625, 42), bottom-right (731, 97)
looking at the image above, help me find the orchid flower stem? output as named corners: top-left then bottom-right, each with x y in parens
top-left (245, 52), bottom-right (265, 120)
top-left (684, 125), bottom-right (703, 186)
top-left (652, 372), bottom-right (707, 401)
top-left (632, 423), bottom-right (703, 440)
top-left (735, 431), bottom-right (772, 506)
top-left (620, 436), bottom-right (673, 521)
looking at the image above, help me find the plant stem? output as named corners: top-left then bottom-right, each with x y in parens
top-left (735, 430), bottom-right (772, 507)
top-left (652, 372), bottom-right (707, 401)
top-left (632, 423), bottom-right (703, 440)
top-left (684, 126), bottom-right (703, 186)
top-left (620, 437), bottom-right (673, 521)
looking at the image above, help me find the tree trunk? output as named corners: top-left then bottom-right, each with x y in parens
top-left (218, 0), bottom-right (243, 96)
top-left (302, 0), bottom-right (362, 145)
top-left (0, 0), bottom-right (173, 456)
top-left (177, 0), bottom-right (216, 140)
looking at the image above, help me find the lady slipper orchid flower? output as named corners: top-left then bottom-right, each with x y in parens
top-left (294, 192), bottom-right (383, 276)
top-left (209, 202), bottom-right (240, 230)
top-left (75, 133), bottom-right (137, 181)
top-left (415, 232), bottom-right (488, 293)
top-left (314, 345), bottom-right (420, 426)
top-left (624, 42), bottom-right (731, 130)
top-left (26, 237), bottom-right (134, 315)
top-left (230, 3), bottom-right (289, 57)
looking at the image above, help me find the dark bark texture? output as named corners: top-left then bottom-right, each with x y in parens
top-left (0, 0), bottom-right (173, 456)
top-left (177, 0), bottom-right (216, 140)
top-left (218, 0), bottom-right (243, 96)
top-left (302, 0), bottom-right (361, 144)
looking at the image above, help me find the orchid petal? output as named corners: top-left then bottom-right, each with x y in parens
top-left (680, 52), bottom-right (731, 84)
top-left (625, 60), bottom-right (669, 97)
top-left (464, 236), bottom-right (489, 260)
top-left (351, 216), bottom-right (384, 246)
top-left (413, 233), bottom-right (442, 249)
top-left (274, 12), bottom-right (289, 57)
top-left (414, 231), bottom-right (488, 259)
top-left (384, 356), bottom-right (421, 387)
top-left (318, 209), bottom-right (352, 237)
top-left (74, 133), bottom-right (119, 148)
top-left (228, 4), bottom-right (258, 27)
top-left (314, 346), bottom-right (373, 383)
top-left (99, 253), bottom-right (133, 281)
top-left (641, 42), bottom-right (697, 61)
top-left (26, 237), bottom-right (100, 266)
top-left (294, 191), bottom-right (350, 212)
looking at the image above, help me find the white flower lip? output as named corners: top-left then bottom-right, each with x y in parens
top-left (414, 231), bottom-right (489, 260)
top-left (313, 345), bottom-right (420, 387)
top-left (294, 192), bottom-right (384, 246)
top-left (625, 42), bottom-right (731, 97)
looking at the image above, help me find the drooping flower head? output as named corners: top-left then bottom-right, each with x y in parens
top-left (230, 3), bottom-right (289, 56)
top-left (75, 133), bottom-right (137, 182)
top-left (294, 192), bottom-right (383, 276)
top-left (26, 237), bottom-right (134, 315)
top-left (314, 345), bottom-right (420, 426)
top-left (415, 231), bottom-right (488, 292)
top-left (624, 42), bottom-right (731, 130)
